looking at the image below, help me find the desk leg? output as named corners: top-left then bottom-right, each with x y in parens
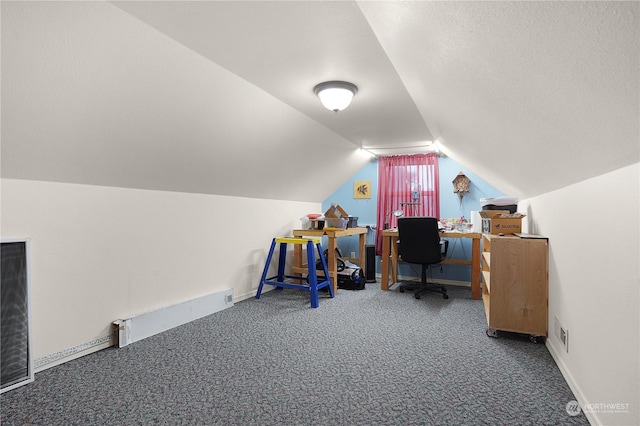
top-left (471, 237), bottom-right (480, 300)
top-left (327, 236), bottom-right (338, 294)
top-left (391, 238), bottom-right (398, 283)
top-left (381, 235), bottom-right (390, 290)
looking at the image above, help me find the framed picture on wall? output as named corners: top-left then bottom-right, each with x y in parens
top-left (353, 180), bottom-right (371, 199)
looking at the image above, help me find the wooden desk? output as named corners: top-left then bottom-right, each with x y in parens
top-left (292, 227), bottom-right (368, 294)
top-left (380, 229), bottom-right (482, 300)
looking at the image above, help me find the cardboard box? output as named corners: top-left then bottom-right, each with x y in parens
top-left (478, 210), bottom-right (524, 234)
top-left (325, 204), bottom-right (349, 219)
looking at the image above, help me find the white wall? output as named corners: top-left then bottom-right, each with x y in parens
top-left (1, 178), bottom-right (319, 369)
top-left (519, 163), bottom-right (639, 426)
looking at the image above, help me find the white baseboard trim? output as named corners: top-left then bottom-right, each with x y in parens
top-left (235, 288), bottom-right (264, 302)
top-left (36, 289), bottom-right (236, 371)
top-left (546, 339), bottom-right (599, 425)
top-left (34, 335), bottom-right (114, 373)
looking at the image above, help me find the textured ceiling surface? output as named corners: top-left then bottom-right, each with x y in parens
top-left (1, 1), bottom-right (638, 201)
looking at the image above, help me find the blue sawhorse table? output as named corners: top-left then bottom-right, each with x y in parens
top-left (256, 237), bottom-right (334, 308)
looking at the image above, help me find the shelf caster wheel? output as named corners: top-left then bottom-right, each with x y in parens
top-left (414, 293), bottom-right (421, 299)
top-left (399, 287), bottom-right (405, 293)
top-left (486, 328), bottom-right (498, 338)
top-left (529, 335), bottom-right (544, 344)
top-left (443, 294), bottom-right (449, 299)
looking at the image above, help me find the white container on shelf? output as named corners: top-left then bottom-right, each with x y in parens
top-left (470, 211), bottom-right (482, 233)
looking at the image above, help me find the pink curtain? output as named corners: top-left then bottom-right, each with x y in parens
top-left (376, 153), bottom-right (440, 254)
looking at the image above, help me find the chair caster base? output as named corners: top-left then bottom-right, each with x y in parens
top-left (414, 288), bottom-right (448, 299)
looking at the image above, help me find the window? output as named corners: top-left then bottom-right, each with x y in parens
top-left (376, 153), bottom-right (440, 254)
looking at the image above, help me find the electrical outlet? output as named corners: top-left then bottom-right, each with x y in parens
top-left (350, 251), bottom-right (356, 258)
top-left (555, 316), bottom-right (569, 353)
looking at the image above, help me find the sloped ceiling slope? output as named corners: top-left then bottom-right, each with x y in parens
top-left (359, 1), bottom-right (639, 198)
top-left (2, 1), bottom-right (638, 202)
top-left (1, 1), bottom-right (373, 202)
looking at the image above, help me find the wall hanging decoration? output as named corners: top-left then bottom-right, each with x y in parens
top-left (353, 180), bottom-right (371, 199)
top-left (452, 172), bottom-right (471, 207)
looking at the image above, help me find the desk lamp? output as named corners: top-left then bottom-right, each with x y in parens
top-left (384, 210), bottom-right (404, 229)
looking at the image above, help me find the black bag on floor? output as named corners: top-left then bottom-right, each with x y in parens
top-left (336, 260), bottom-right (365, 290)
top-left (315, 248), bottom-right (365, 290)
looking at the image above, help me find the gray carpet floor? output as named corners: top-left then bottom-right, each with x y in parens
top-left (1, 282), bottom-right (589, 425)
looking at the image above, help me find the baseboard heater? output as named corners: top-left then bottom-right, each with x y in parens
top-left (114, 288), bottom-right (233, 348)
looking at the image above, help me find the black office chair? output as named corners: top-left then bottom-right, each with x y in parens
top-left (397, 217), bottom-right (449, 299)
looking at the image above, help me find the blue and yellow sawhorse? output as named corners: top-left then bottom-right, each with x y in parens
top-left (255, 237), bottom-right (334, 308)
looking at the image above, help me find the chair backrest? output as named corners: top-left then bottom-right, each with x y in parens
top-left (397, 217), bottom-right (443, 265)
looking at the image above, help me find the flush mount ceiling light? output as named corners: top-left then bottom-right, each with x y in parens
top-left (313, 81), bottom-right (358, 112)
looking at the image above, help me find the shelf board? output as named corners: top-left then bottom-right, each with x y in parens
top-left (482, 291), bottom-right (491, 327)
top-left (482, 251), bottom-right (490, 268)
top-left (481, 270), bottom-right (491, 293)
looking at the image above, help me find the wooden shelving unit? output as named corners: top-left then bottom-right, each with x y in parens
top-left (481, 234), bottom-right (548, 337)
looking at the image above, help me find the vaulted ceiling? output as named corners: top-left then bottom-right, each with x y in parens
top-left (2, 1), bottom-right (638, 202)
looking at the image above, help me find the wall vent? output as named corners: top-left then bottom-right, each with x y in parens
top-left (554, 316), bottom-right (569, 353)
top-left (1, 238), bottom-right (34, 394)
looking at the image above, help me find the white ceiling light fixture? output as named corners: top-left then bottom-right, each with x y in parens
top-left (314, 81), bottom-right (358, 112)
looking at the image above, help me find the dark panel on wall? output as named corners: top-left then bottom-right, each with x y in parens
top-left (1, 240), bottom-right (32, 392)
